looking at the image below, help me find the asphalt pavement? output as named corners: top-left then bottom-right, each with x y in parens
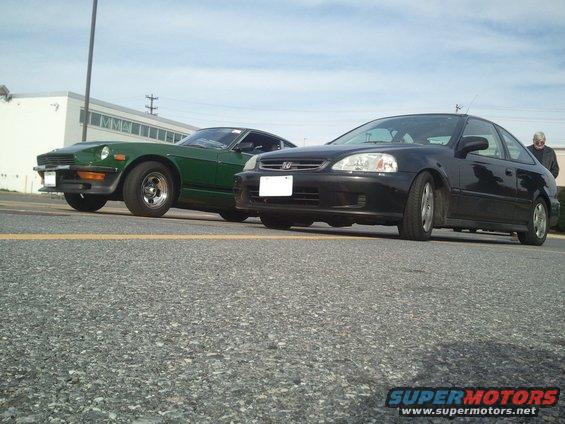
top-left (0, 192), bottom-right (563, 423)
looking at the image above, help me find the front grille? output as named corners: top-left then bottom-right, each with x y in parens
top-left (37, 154), bottom-right (75, 166)
top-left (249, 186), bottom-right (319, 207)
top-left (259, 159), bottom-right (325, 171)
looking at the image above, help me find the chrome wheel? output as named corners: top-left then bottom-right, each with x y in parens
top-left (421, 182), bottom-right (434, 232)
top-left (141, 172), bottom-right (169, 209)
top-left (533, 202), bottom-right (547, 239)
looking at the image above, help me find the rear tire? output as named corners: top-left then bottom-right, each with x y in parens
top-left (219, 210), bottom-right (249, 222)
top-left (398, 172), bottom-right (435, 241)
top-left (123, 161), bottom-right (174, 217)
top-left (260, 214), bottom-right (292, 230)
top-left (518, 198), bottom-right (548, 246)
top-left (64, 193), bottom-right (107, 212)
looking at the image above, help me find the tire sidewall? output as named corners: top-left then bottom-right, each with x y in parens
top-left (524, 199), bottom-right (548, 245)
top-left (123, 162), bottom-right (174, 217)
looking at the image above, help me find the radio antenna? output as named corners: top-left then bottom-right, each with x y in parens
top-left (465, 94), bottom-right (478, 114)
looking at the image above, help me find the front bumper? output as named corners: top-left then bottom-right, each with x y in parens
top-left (33, 165), bottom-right (121, 195)
top-left (234, 170), bottom-right (415, 225)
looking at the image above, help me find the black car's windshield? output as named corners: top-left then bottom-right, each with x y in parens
top-left (177, 128), bottom-right (243, 149)
top-left (330, 115), bottom-right (461, 146)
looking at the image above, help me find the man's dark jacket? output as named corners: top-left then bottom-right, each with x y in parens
top-left (527, 145), bottom-right (559, 178)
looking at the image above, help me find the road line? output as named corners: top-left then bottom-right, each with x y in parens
top-left (0, 233), bottom-right (374, 241)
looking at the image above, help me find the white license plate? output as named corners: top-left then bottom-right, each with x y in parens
top-left (44, 171), bottom-right (57, 187)
top-left (259, 175), bottom-right (293, 197)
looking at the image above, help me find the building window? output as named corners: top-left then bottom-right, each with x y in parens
top-left (79, 108), bottom-right (191, 142)
top-left (121, 120), bottom-right (132, 134)
top-left (91, 112), bottom-right (101, 126)
top-left (110, 118), bottom-right (122, 131)
top-left (100, 115), bottom-right (111, 129)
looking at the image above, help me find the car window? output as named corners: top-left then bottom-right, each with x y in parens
top-left (236, 133), bottom-right (282, 154)
top-left (330, 115), bottom-right (460, 146)
top-left (178, 128), bottom-right (242, 149)
top-left (462, 119), bottom-right (505, 159)
top-left (282, 140), bottom-right (295, 149)
top-left (497, 126), bottom-right (535, 164)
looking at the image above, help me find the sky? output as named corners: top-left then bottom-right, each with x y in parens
top-left (2, 0), bottom-right (565, 146)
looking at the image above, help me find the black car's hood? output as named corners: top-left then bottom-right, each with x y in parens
top-left (260, 143), bottom-right (424, 161)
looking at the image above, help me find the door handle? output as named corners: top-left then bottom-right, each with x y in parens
top-left (505, 168), bottom-right (513, 176)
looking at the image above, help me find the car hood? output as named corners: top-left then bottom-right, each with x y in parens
top-left (43, 140), bottom-right (166, 155)
top-left (259, 143), bottom-right (424, 161)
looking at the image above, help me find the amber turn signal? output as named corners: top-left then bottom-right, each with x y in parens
top-left (77, 171), bottom-right (106, 181)
top-left (114, 153), bottom-right (126, 161)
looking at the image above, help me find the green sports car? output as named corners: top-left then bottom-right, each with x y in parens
top-left (34, 127), bottom-right (295, 221)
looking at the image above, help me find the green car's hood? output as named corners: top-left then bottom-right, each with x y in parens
top-left (47, 140), bottom-right (167, 155)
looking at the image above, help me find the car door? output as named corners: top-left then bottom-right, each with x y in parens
top-left (496, 125), bottom-right (540, 223)
top-left (172, 145), bottom-right (219, 190)
top-left (454, 118), bottom-right (518, 223)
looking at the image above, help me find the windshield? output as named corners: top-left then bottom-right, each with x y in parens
top-left (177, 128), bottom-right (243, 149)
top-left (330, 115), bottom-right (461, 146)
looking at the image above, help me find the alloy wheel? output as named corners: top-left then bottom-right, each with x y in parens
top-left (533, 202), bottom-right (547, 239)
top-left (141, 172), bottom-right (169, 209)
top-left (421, 182), bottom-right (434, 232)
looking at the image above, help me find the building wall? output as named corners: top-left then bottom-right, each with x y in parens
top-left (0, 95), bottom-right (69, 193)
top-left (0, 92), bottom-right (197, 193)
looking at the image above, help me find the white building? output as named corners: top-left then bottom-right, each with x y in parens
top-left (0, 87), bottom-right (198, 193)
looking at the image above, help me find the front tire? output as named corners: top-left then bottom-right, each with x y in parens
top-left (260, 214), bottom-right (292, 230)
top-left (64, 193), bottom-right (107, 212)
top-left (123, 161), bottom-right (174, 217)
top-left (398, 172), bottom-right (435, 241)
top-left (219, 210), bottom-right (249, 222)
top-left (518, 198), bottom-right (548, 246)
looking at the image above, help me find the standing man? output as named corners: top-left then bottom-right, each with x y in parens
top-left (527, 131), bottom-right (559, 178)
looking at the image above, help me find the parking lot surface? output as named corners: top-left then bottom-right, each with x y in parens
top-left (1, 192), bottom-right (563, 422)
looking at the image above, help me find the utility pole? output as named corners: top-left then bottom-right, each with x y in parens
top-left (454, 104), bottom-right (463, 114)
top-left (145, 94), bottom-right (159, 116)
top-left (82, 0), bottom-right (98, 142)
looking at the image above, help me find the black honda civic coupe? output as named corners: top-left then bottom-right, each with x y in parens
top-left (234, 114), bottom-right (559, 245)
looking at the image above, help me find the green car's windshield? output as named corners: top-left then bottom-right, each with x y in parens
top-left (330, 115), bottom-right (461, 146)
top-left (177, 128), bottom-right (243, 149)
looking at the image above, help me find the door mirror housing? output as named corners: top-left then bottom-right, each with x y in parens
top-left (456, 136), bottom-right (489, 158)
top-left (233, 141), bottom-right (254, 153)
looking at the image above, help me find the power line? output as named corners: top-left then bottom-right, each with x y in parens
top-left (145, 94), bottom-right (158, 116)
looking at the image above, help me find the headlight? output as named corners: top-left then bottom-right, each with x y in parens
top-left (243, 155), bottom-right (259, 171)
top-left (332, 153), bottom-right (398, 173)
top-left (100, 146), bottom-right (110, 160)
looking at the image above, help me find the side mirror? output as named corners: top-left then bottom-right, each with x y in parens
top-left (456, 136), bottom-right (489, 158)
top-left (234, 141), bottom-right (254, 153)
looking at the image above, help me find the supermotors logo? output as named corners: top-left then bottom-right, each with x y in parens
top-left (385, 387), bottom-right (560, 418)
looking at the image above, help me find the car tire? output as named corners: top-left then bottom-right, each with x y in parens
top-left (64, 193), bottom-right (107, 212)
top-left (292, 219), bottom-right (313, 227)
top-left (517, 198), bottom-right (548, 246)
top-left (219, 210), bottom-right (249, 222)
top-left (260, 214), bottom-right (292, 230)
top-left (123, 161), bottom-right (174, 217)
top-left (453, 227), bottom-right (463, 232)
top-left (398, 171), bottom-right (435, 241)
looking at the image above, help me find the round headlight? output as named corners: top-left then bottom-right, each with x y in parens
top-left (100, 146), bottom-right (110, 160)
